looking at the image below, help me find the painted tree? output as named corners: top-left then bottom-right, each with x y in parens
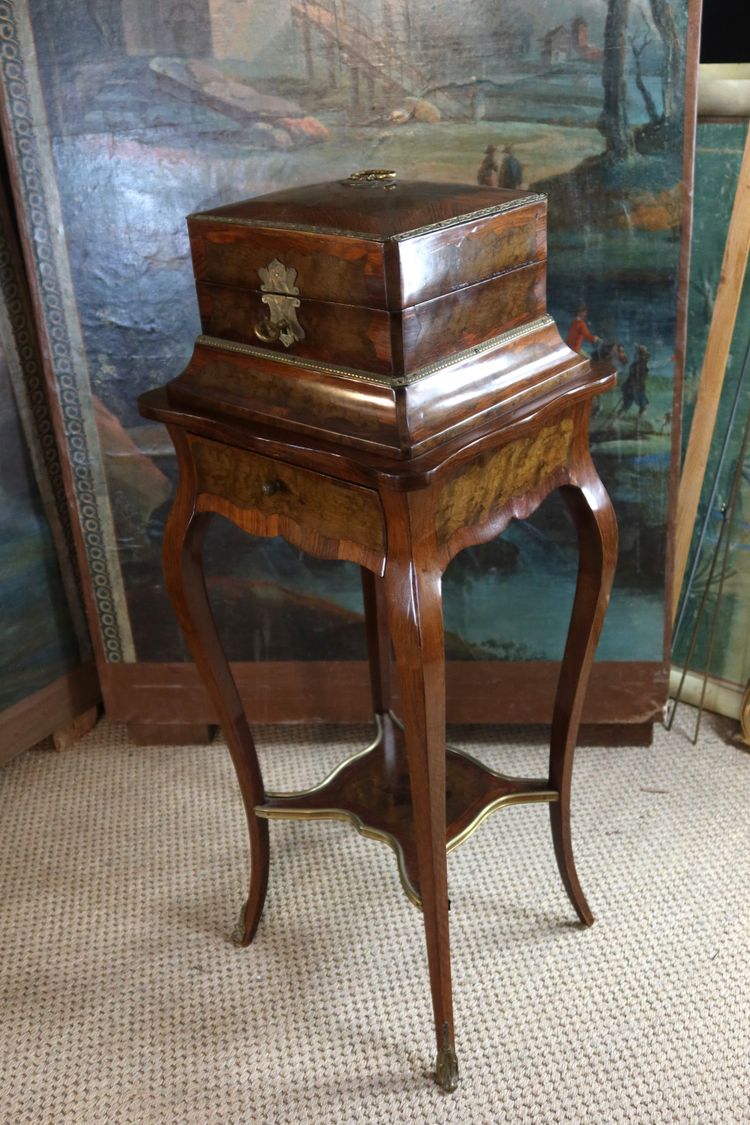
top-left (631, 29), bottom-right (660, 124)
top-left (600, 0), bottom-right (634, 160)
top-left (648, 0), bottom-right (682, 121)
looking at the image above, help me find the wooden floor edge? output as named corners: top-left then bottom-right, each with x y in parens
top-left (0, 662), bottom-right (101, 766)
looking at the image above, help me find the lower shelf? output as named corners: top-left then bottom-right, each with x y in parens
top-left (255, 712), bottom-right (557, 907)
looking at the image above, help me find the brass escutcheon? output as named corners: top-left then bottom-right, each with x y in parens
top-left (255, 259), bottom-right (305, 349)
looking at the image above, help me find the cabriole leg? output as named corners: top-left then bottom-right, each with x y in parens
top-left (361, 566), bottom-right (402, 760)
top-left (163, 427), bottom-right (269, 945)
top-left (550, 469), bottom-right (618, 926)
top-left (382, 491), bottom-right (458, 1092)
top-left (361, 567), bottom-right (394, 716)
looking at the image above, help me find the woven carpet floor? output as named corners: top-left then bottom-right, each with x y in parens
top-left (1, 714), bottom-right (748, 1123)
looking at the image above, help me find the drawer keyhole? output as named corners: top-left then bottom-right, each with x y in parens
top-left (261, 478), bottom-right (284, 497)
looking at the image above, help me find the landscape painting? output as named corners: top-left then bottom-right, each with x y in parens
top-left (3, 0), bottom-right (693, 669)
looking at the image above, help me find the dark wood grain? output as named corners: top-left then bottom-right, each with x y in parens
top-left (361, 568), bottom-right (394, 714)
top-left (144, 388), bottom-right (617, 1088)
top-left (258, 712), bottom-right (555, 906)
top-left (197, 282), bottom-right (395, 373)
top-left (168, 344), bottom-right (402, 454)
top-left (191, 177), bottom-right (537, 245)
top-left (190, 223), bottom-right (388, 306)
top-left (195, 258), bottom-right (545, 377)
top-left (143, 364), bottom-right (615, 490)
top-left (171, 177), bottom-right (603, 465)
top-left (396, 198), bottom-right (546, 305)
top-left (398, 261), bottom-right (546, 371)
top-left (548, 415), bottom-right (618, 926)
top-left (165, 318), bottom-right (604, 460)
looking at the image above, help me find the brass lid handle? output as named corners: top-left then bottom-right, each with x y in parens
top-left (344, 169), bottom-right (397, 188)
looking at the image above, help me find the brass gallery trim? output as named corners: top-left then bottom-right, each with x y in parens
top-left (255, 803), bottom-right (427, 909)
top-left (197, 314), bottom-right (555, 389)
top-left (263, 713), bottom-right (386, 799)
top-left (188, 193), bottom-right (547, 242)
top-left (253, 715), bottom-right (558, 910)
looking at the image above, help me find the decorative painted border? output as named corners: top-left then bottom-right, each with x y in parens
top-left (0, 1), bottom-right (134, 662)
top-left (0, 189), bottom-right (91, 656)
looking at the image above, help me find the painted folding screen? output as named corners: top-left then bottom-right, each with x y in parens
top-left (0, 0), bottom-right (699, 728)
top-left (673, 119), bottom-right (750, 717)
top-left (0, 174), bottom-right (98, 761)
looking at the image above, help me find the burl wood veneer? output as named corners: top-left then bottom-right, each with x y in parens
top-left (139, 170), bottom-right (618, 1094)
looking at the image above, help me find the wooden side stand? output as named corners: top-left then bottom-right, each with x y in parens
top-left (139, 370), bottom-right (617, 1092)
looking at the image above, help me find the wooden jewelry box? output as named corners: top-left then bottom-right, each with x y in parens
top-left (166, 169), bottom-right (591, 458)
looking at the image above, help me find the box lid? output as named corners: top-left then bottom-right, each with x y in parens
top-left (192, 172), bottom-right (542, 241)
top-left (188, 171), bottom-right (546, 311)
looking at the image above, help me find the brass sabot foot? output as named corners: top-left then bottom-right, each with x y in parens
top-left (230, 901), bottom-right (247, 947)
top-left (435, 1045), bottom-right (459, 1092)
top-left (435, 1022), bottom-right (459, 1092)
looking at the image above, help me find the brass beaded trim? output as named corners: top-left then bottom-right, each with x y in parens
top-left (197, 313), bottom-right (555, 389)
top-left (393, 193), bottom-right (546, 241)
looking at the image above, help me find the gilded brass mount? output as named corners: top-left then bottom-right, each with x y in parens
top-left (254, 258), bottom-right (305, 349)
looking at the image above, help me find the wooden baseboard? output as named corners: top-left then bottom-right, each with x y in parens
top-left (578, 721), bottom-right (654, 747)
top-left (101, 660), bottom-right (667, 730)
top-left (125, 717), bottom-right (654, 747)
top-left (0, 662), bottom-right (101, 766)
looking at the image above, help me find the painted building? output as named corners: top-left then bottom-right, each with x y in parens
top-left (122, 0), bottom-right (212, 56)
top-left (541, 18), bottom-right (602, 66)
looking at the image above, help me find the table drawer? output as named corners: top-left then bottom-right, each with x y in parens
top-left (188, 434), bottom-right (386, 572)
